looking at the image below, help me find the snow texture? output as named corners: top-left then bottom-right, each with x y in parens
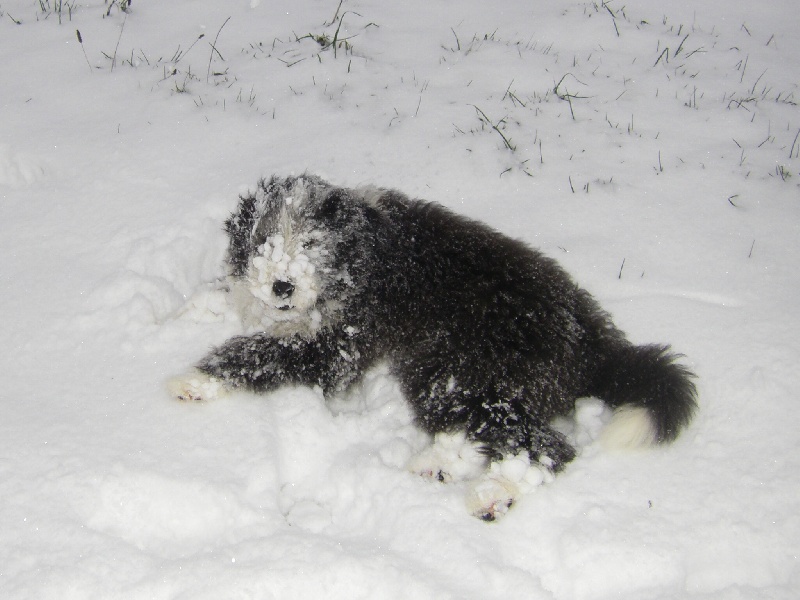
top-left (1, 0), bottom-right (798, 598)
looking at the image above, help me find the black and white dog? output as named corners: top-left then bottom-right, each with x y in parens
top-left (170, 174), bottom-right (696, 520)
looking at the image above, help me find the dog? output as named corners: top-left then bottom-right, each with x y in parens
top-left (169, 174), bottom-right (696, 520)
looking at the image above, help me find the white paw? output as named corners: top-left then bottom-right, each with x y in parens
top-left (167, 370), bottom-right (227, 402)
top-left (466, 474), bottom-right (519, 521)
top-left (465, 453), bottom-right (553, 521)
top-left (407, 431), bottom-right (487, 483)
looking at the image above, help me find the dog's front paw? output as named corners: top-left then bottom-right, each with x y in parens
top-left (167, 370), bottom-right (227, 402)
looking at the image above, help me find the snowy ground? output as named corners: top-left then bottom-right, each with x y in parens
top-left (1, 0), bottom-right (798, 598)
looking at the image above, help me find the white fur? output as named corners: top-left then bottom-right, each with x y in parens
top-left (407, 438), bottom-right (556, 521)
top-left (234, 214), bottom-right (327, 337)
top-left (465, 452), bottom-right (553, 520)
top-left (407, 431), bottom-right (487, 483)
top-left (167, 370), bottom-right (227, 402)
top-left (599, 406), bottom-right (657, 449)
top-left (465, 475), bottom-right (519, 521)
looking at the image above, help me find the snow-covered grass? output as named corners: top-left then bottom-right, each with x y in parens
top-left (1, 0), bottom-right (798, 598)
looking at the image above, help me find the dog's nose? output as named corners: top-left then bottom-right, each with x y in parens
top-left (272, 280), bottom-right (295, 299)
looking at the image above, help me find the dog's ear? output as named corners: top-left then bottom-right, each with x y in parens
top-left (225, 193), bottom-right (261, 277)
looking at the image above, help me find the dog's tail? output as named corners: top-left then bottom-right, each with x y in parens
top-left (589, 342), bottom-right (697, 449)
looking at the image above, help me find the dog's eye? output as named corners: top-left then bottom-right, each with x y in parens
top-left (303, 232), bottom-right (325, 249)
top-left (319, 191), bottom-right (344, 220)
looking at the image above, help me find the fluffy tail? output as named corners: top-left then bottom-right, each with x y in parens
top-left (591, 344), bottom-right (697, 449)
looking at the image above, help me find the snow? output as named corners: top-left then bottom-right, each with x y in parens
top-left (1, 0), bottom-right (798, 597)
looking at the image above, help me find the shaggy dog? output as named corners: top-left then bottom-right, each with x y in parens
top-left (170, 174), bottom-right (696, 520)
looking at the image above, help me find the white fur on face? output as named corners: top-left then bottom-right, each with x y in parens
top-left (235, 204), bottom-right (327, 336)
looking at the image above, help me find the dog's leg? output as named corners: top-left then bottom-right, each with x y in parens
top-left (396, 352), bottom-right (579, 519)
top-left (461, 402), bottom-right (576, 521)
top-left (187, 330), bottom-right (366, 398)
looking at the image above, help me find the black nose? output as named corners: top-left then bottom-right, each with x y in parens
top-left (272, 280), bottom-right (295, 299)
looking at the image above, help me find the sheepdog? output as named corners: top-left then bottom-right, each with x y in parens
top-left (170, 174), bottom-right (696, 520)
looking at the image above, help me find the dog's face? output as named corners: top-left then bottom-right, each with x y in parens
top-left (244, 198), bottom-right (328, 334)
top-left (227, 176), bottom-right (366, 337)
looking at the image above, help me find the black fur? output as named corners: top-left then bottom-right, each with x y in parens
top-left (196, 174), bottom-right (697, 472)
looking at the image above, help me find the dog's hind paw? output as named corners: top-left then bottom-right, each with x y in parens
top-left (407, 431), bottom-right (487, 483)
top-left (167, 370), bottom-right (227, 402)
top-left (465, 474), bottom-right (519, 521)
top-left (465, 453), bottom-right (551, 521)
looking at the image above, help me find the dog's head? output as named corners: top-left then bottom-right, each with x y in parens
top-left (225, 175), bottom-right (376, 337)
